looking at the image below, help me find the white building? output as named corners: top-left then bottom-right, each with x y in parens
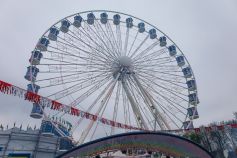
top-left (0, 127), bottom-right (68, 158)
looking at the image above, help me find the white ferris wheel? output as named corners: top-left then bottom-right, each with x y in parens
top-left (24, 10), bottom-right (199, 144)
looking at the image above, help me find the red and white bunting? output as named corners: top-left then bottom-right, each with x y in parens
top-left (1, 80), bottom-right (237, 133)
top-left (0, 80), bottom-right (141, 131)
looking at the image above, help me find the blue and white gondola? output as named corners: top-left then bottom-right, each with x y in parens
top-left (188, 93), bottom-right (199, 105)
top-left (126, 17), bottom-right (133, 28)
top-left (187, 107), bottom-right (199, 119)
top-left (176, 56), bottom-right (185, 67)
top-left (24, 66), bottom-right (39, 81)
top-left (29, 50), bottom-right (43, 65)
top-left (27, 83), bottom-right (40, 93)
top-left (159, 36), bottom-right (167, 47)
top-left (30, 103), bottom-right (43, 119)
top-left (41, 120), bottom-right (55, 136)
top-left (138, 22), bottom-right (145, 33)
top-left (187, 80), bottom-right (196, 91)
top-left (60, 19), bottom-right (71, 33)
top-left (48, 27), bottom-right (59, 41)
top-left (113, 14), bottom-right (121, 25)
top-left (168, 45), bottom-right (177, 56)
top-left (149, 29), bottom-right (157, 39)
top-left (36, 37), bottom-right (49, 51)
top-left (87, 13), bottom-right (95, 25)
top-left (73, 15), bottom-right (82, 28)
top-left (100, 12), bottom-right (108, 24)
top-left (182, 67), bottom-right (192, 78)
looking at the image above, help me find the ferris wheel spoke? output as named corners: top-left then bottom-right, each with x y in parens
top-left (133, 60), bottom-right (177, 69)
top-left (39, 71), bottom-right (108, 88)
top-left (81, 20), bottom-right (118, 59)
top-left (39, 57), bottom-right (110, 72)
top-left (132, 40), bottom-right (161, 61)
top-left (133, 56), bottom-right (173, 66)
top-left (46, 47), bottom-right (108, 66)
top-left (127, 31), bottom-right (139, 57)
top-left (129, 75), bottom-right (170, 130)
top-left (122, 78), bottom-right (149, 130)
top-left (70, 80), bottom-right (115, 133)
top-left (147, 85), bottom-right (187, 112)
top-left (138, 71), bottom-right (187, 88)
top-left (94, 20), bottom-right (120, 57)
top-left (136, 76), bottom-right (186, 127)
top-left (116, 25), bottom-right (123, 54)
top-left (139, 76), bottom-right (187, 111)
top-left (127, 77), bottom-right (155, 129)
top-left (73, 25), bottom-right (118, 61)
top-left (78, 76), bottom-right (118, 144)
top-left (56, 36), bottom-right (110, 63)
top-left (36, 70), bottom-right (107, 83)
top-left (138, 75), bottom-right (189, 103)
top-left (106, 21), bottom-right (121, 54)
top-left (123, 27), bottom-right (130, 56)
top-left (55, 38), bottom-right (108, 62)
top-left (62, 29), bottom-right (114, 61)
top-left (111, 82), bottom-right (121, 135)
top-left (46, 75), bottom-right (111, 100)
top-left (132, 47), bottom-right (167, 64)
top-left (137, 67), bottom-right (184, 78)
top-left (129, 35), bottom-right (149, 59)
top-left (121, 88), bottom-right (129, 132)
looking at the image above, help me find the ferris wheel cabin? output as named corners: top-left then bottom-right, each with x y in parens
top-left (24, 66), bottom-right (39, 81)
top-left (87, 13), bottom-right (95, 25)
top-left (41, 119), bottom-right (72, 137)
top-left (29, 50), bottom-right (43, 65)
top-left (30, 103), bottom-right (43, 119)
top-left (60, 19), bottom-right (71, 33)
top-left (113, 14), bottom-right (121, 25)
top-left (100, 12), bottom-right (108, 24)
top-left (36, 37), bottom-right (49, 51)
top-left (149, 29), bottom-right (157, 39)
top-left (126, 17), bottom-right (133, 28)
top-left (187, 107), bottom-right (199, 119)
top-left (27, 83), bottom-right (40, 93)
top-left (176, 56), bottom-right (185, 67)
top-left (159, 36), bottom-right (167, 47)
top-left (182, 67), bottom-right (192, 78)
top-left (48, 27), bottom-right (59, 41)
top-left (138, 22), bottom-right (145, 33)
top-left (168, 45), bottom-right (177, 56)
top-left (187, 80), bottom-right (196, 91)
top-left (41, 120), bottom-right (55, 136)
top-left (73, 15), bottom-right (82, 28)
top-left (188, 93), bottom-right (199, 105)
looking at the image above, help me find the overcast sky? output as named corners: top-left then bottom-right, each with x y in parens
top-left (0, 0), bottom-right (237, 130)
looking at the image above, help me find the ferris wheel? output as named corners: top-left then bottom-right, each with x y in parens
top-left (24, 10), bottom-right (199, 144)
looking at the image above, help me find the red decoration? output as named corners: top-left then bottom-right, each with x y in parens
top-left (25, 91), bottom-right (41, 103)
top-left (71, 107), bottom-right (80, 116)
top-left (0, 80), bottom-right (12, 94)
top-left (3, 79), bottom-right (237, 132)
top-left (51, 100), bottom-right (62, 110)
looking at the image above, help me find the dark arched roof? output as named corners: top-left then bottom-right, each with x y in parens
top-left (57, 131), bottom-right (213, 158)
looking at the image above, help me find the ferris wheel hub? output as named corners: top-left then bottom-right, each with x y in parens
top-left (118, 56), bottom-right (132, 67)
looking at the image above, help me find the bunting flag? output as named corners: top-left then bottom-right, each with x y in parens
top-left (0, 80), bottom-right (142, 131)
top-left (0, 79), bottom-right (237, 133)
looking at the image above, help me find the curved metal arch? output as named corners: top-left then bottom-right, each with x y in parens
top-left (57, 131), bottom-right (213, 158)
